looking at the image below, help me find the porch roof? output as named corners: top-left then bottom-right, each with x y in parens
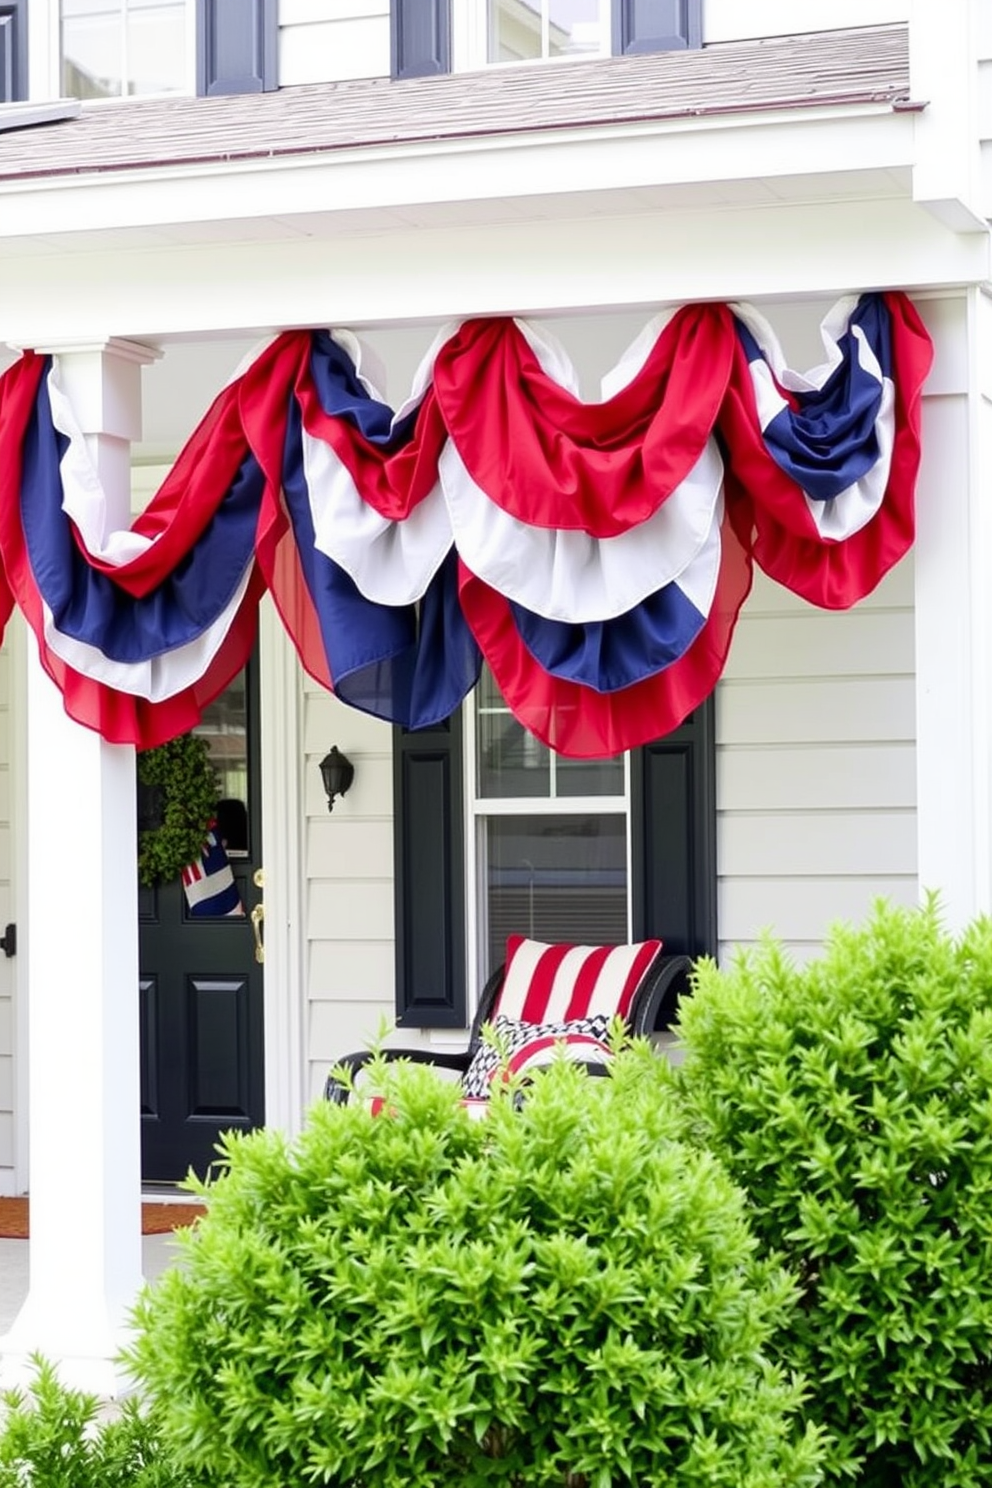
top-left (0, 25), bottom-right (914, 184)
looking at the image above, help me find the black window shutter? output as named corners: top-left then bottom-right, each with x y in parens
top-left (392, 0), bottom-right (450, 80)
top-left (197, 0), bottom-right (277, 97)
top-left (393, 715), bottom-right (466, 1028)
top-left (612, 0), bottom-right (701, 55)
top-left (630, 697), bottom-right (716, 970)
top-left (0, 1), bottom-right (27, 103)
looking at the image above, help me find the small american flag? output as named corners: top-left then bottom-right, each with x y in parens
top-left (181, 826), bottom-right (244, 918)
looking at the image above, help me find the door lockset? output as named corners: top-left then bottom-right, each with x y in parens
top-left (250, 867), bottom-right (265, 963)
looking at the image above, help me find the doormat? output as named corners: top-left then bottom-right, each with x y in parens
top-left (0, 1197), bottom-right (206, 1239)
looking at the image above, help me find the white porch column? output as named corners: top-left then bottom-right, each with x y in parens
top-left (914, 290), bottom-right (992, 932)
top-left (0, 338), bottom-right (158, 1396)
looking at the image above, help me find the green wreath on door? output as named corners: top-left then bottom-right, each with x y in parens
top-left (136, 734), bottom-right (220, 888)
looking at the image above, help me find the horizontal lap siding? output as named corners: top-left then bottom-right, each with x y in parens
top-left (303, 683), bottom-right (397, 1088)
top-left (279, 0), bottom-right (389, 84)
top-left (716, 559), bottom-right (917, 964)
top-left (703, 0), bottom-right (907, 43)
top-left (979, 3), bottom-right (992, 219)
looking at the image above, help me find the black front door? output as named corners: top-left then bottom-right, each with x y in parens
top-left (139, 665), bottom-right (265, 1182)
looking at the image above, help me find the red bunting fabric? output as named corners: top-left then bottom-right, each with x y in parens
top-left (0, 293), bottom-right (933, 756)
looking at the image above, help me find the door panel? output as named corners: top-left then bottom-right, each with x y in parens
top-left (139, 664), bottom-right (264, 1182)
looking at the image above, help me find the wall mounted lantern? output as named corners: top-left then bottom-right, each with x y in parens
top-left (319, 746), bottom-right (355, 812)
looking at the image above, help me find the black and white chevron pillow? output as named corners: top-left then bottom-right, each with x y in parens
top-left (462, 1012), bottom-right (614, 1098)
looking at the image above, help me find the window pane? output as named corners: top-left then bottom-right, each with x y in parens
top-left (549, 0), bottom-right (601, 55)
top-left (126, 1), bottom-right (185, 94)
top-left (556, 753), bottom-right (625, 797)
top-left (490, 0), bottom-right (542, 62)
top-left (195, 669), bottom-right (249, 857)
top-left (62, 0), bottom-right (186, 98)
top-left (485, 814), bottom-right (627, 969)
top-left (62, 0), bottom-right (122, 98)
top-left (477, 672), bottom-right (550, 798)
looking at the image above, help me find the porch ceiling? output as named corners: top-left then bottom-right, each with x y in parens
top-left (0, 165), bottom-right (914, 260)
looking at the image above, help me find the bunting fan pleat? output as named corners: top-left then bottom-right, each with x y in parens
top-left (0, 292), bottom-right (933, 756)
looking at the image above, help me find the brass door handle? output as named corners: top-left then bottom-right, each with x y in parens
top-left (250, 902), bottom-right (264, 963)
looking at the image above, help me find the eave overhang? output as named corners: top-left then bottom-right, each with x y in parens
top-left (0, 24), bottom-right (921, 247)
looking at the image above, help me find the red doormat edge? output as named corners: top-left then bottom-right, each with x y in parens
top-left (0, 1196), bottom-right (206, 1239)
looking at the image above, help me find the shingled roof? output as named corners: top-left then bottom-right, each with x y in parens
top-left (0, 24), bottom-right (914, 184)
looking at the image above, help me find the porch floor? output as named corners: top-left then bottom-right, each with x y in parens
top-left (0, 1234), bottom-right (178, 1337)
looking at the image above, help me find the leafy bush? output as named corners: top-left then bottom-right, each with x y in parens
top-left (127, 1046), bottom-right (823, 1488)
top-left (675, 897), bottom-right (992, 1487)
top-left (0, 1355), bottom-right (200, 1487)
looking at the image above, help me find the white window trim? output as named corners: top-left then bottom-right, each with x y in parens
top-left (454, 0), bottom-right (612, 72)
top-left (30, 1), bottom-right (60, 100)
top-left (463, 690), bottom-right (633, 1016)
top-left (40, 0), bottom-right (196, 105)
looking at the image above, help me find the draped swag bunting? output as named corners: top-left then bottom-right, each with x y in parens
top-left (0, 292), bottom-right (932, 758)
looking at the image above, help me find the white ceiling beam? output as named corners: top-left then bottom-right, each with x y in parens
top-left (0, 197), bottom-right (986, 347)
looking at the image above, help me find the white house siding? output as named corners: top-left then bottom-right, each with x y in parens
top-left (716, 560), bottom-right (917, 964)
top-left (304, 687), bottom-right (396, 1103)
top-left (279, 0), bottom-right (390, 85)
top-left (0, 637), bottom-right (14, 1193)
top-left (979, 0), bottom-right (992, 219)
top-left (702, 1), bottom-right (906, 45)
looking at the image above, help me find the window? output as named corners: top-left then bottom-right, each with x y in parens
top-left (471, 669), bottom-right (628, 975)
top-left (195, 665), bottom-right (250, 859)
top-left (58, 0), bottom-right (275, 100)
top-left (392, 0), bottom-right (701, 79)
top-left (393, 674), bottom-right (717, 1030)
top-left (489, 0), bottom-right (608, 63)
top-left (0, 0), bottom-right (27, 102)
top-left (61, 0), bottom-right (189, 98)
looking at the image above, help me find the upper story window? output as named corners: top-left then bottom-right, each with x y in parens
top-left (489, 1), bottom-right (608, 64)
top-left (55, 0), bottom-right (275, 101)
top-left (61, 0), bottom-right (189, 99)
top-left (394, 0), bottom-right (701, 81)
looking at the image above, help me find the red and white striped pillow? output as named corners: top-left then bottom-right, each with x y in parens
top-left (494, 936), bottom-right (664, 1026)
top-left (460, 937), bottom-right (664, 1099)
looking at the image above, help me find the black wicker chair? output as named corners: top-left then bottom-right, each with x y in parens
top-left (324, 948), bottom-right (692, 1104)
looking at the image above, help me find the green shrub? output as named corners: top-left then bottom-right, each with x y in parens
top-left (0, 1355), bottom-right (200, 1487)
top-left (127, 1045), bottom-right (823, 1488)
top-left (675, 897), bottom-right (992, 1487)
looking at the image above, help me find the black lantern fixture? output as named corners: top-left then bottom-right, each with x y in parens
top-left (319, 746), bottom-right (355, 812)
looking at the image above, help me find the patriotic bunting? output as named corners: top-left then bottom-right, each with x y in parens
top-left (0, 292), bottom-right (932, 757)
